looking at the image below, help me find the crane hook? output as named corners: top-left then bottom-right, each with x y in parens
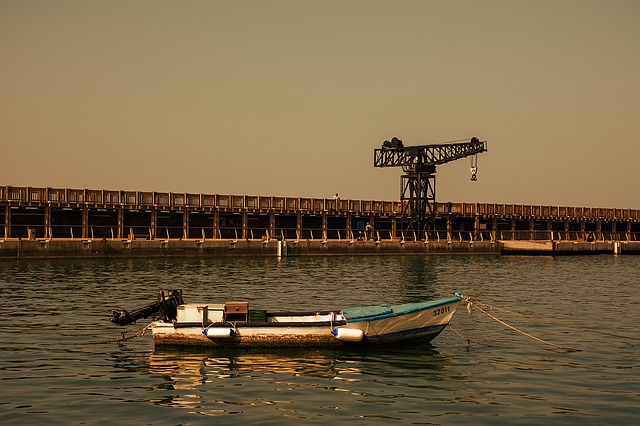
top-left (470, 154), bottom-right (478, 181)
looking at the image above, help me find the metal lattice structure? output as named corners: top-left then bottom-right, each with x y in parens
top-left (374, 137), bottom-right (487, 233)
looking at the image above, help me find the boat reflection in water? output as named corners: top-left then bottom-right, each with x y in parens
top-left (146, 345), bottom-right (450, 414)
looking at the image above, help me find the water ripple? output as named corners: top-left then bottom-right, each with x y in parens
top-left (0, 255), bottom-right (639, 424)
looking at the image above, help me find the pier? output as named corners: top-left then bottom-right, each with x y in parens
top-left (1, 185), bottom-right (639, 258)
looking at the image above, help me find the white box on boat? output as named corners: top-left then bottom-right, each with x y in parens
top-left (207, 304), bottom-right (225, 322)
top-left (177, 304), bottom-right (208, 323)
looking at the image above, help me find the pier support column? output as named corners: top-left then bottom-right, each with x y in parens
top-left (346, 212), bottom-right (352, 240)
top-left (529, 219), bottom-right (534, 240)
top-left (369, 216), bottom-right (375, 241)
top-left (446, 216), bottom-right (452, 241)
top-left (3, 206), bottom-right (9, 239)
top-left (150, 208), bottom-right (157, 240)
top-left (44, 206), bottom-right (51, 239)
top-left (82, 206), bottom-right (88, 239)
top-left (242, 210), bottom-right (248, 240)
top-left (117, 207), bottom-right (124, 239)
top-left (492, 218), bottom-right (497, 242)
top-left (512, 218), bottom-right (517, 240)
top-left (297, 212), bottom-right (302, 240)
top-left (322, 212), bottom-right (327, 240)
top-left (580, 219), bottom-right (586, 240)
top-left (474, 216), bottom-right (480, 241)
top-left (183, 210), bottom-right (189, 239)
top-left (391, 214), bottom-right (397, 240)
top-left (626, 222), bottom-right (631, 241)
top-left (269, 211), bottom-right (275, 240)
top-left (213, 209), bottom-right (220, 239)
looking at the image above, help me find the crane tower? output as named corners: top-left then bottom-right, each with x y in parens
top-left (374, 137), bottom-right (487, 234)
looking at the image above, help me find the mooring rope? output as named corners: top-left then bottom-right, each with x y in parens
top-left (448, 324), bottom-right (492, 347)
top-left (117, 323), bottom-right (152, 343)
top-left (467, 300), bottom-right (639, 341)
top-left (460, 296), bottom-right (581, 352)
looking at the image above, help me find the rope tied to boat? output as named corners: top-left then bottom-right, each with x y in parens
top-left (448, 324), bottom-right (492, 347)
top-left (459, 295), bottom-right (581, 353)
top-left (117, 323), bottom-right (152, 344)
top-left (465, 297), bottom-right (639, 341)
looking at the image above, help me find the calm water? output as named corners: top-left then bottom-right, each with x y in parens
top-left (0, 255), bottom-right (638, 425)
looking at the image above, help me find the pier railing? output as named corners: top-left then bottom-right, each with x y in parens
top-left (2, 185), bottom-right (639, 220)
top-left (387, 230), bottom-right (638, 243)
top-left (0, 186), bottom-right (401, 215)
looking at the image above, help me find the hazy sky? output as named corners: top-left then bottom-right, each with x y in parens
top-left (2, 1), bottom-right (639, 208)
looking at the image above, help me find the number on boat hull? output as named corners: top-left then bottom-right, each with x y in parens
top-left (433, 306), bottom-right (450, 316)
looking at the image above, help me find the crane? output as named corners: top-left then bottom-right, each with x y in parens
top-left (374, 137), bottom-right (487, 234)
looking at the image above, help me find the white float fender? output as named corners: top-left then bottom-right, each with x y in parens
top-left (331, 327), bottom-right (364, 342)
top-left (203, 328), bottom-right (236, 338)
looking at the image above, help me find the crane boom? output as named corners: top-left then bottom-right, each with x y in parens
top-left (374, 138), bottom-right (487, 170)
top-left (374, 137), bottom-right (487, 235)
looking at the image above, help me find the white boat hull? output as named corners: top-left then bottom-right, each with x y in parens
top-left (151, 294), bottom-right (461, 348)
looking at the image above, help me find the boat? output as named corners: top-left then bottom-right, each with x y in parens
top-left (111, 290), bottom-right (462, 348)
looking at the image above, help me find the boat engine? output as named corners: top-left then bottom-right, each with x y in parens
top-left (111, 289), bottom-right (184, 326)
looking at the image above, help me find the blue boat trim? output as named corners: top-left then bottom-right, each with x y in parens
top-left (339, 304), bottom-right (392, 319)
top-left (342, 293), bottom-right (461, 323)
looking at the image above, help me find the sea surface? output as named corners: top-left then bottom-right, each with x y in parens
top-left (0, 254), bottom-right (638, 425)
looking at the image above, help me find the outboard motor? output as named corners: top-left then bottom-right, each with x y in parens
top-left (157, 289), bottom-right (183, 322)
top-left (111, 289), bottom-right (184, 326)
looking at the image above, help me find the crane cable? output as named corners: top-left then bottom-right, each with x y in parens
top-left (428, 137), bottom-right (475, 144)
